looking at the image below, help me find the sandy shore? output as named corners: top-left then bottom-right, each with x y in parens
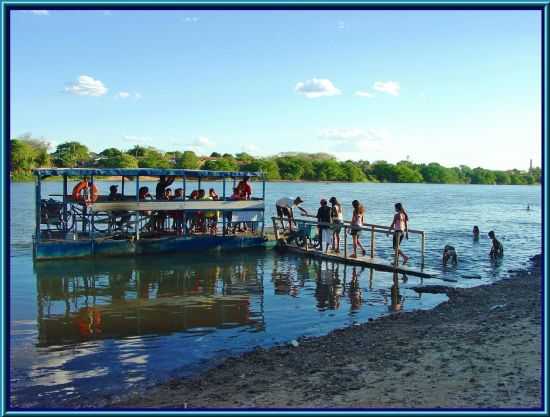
top-left (100, 254), bottom-right (543, 410)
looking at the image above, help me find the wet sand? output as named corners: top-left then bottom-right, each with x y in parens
top-left (105, 255), bottom-right (542, 410)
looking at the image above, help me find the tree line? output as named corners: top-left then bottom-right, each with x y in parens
top-left (10, 137), bottom-right (541, 185)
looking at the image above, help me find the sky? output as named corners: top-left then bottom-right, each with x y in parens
top-left (10, 9), bottom-right (542, 170)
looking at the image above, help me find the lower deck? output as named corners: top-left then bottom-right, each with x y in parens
top-left (34, 233), bottom-right (270, 260)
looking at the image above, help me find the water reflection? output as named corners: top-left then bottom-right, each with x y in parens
top-left (34, 255), bottom-right (265, 347)
top-left (17, 253), bottom-right (447, 407)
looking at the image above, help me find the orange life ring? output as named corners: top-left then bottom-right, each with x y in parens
top-left (72, 181), bottom-right (99, 203)
top-left (74, 307), bottom-right (102, 337)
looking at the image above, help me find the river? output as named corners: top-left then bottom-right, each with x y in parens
top-left (9, 181), bottom-right (541, 407)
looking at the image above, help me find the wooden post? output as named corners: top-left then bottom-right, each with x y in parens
top-left (135, 176), bottom-right (140, 240)
top-left (183, 176), bottom-right (186, 200)
top-left (121, 175), bottom-right (125, 196)
top-left (90, 176), bottom-right (95, 240)
top-left (421, 232), bottom-right (425, 267)
top-left (343, 225), bottom-right (348, 258)
top-left (222, 178), bottom-right (226, 235)
top-left (370, 225), bottom-right (375, 258)
top-left (62, 174), bottom-right (68, 232)
top-left (35, 175), bottom-right (41, 242)
top-left (272, 217), bottom-right (279, 240)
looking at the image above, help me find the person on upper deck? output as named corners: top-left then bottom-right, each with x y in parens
top-left (173, 188), bottom-right (184, 200)
top-left (276, 196), bottom-right (307, 232)
top-left (388, 202), bottom-right (409, 264)
top-left (139, 186), bottom-right (153, 200)
top-left (316, 199), bottom-right (333, 253)
top-left (209, 188), bottom-right (219, 200)
top-left (236, 176), bottom-right (252, 200)
top-left (108, 185), bottom-right (122, 201)
top-left (155, 176), bottom-right (175, 200)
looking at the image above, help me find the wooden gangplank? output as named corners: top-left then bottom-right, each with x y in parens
top-left (283, 244), bottom-right (437, 278)
top-left (272, 216), bottom-right (436, 279)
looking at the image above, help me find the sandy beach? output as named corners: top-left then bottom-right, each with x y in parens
top-left (101, 254), bottom-right (543, 410)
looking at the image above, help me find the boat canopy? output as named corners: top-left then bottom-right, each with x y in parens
top-left (33, 168), bottom-right (262, 179)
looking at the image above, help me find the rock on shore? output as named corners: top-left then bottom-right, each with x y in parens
top-left (107, 259), bottom-right (542, 410)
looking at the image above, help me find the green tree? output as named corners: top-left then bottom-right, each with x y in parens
top-left (235, 152), bottom-right (254, 163)
top-left (241, 159), bottom-right (281, 180)
top-left (98, 153), bottom-right (139, 168)
top-left (100, 147), bottom-right (123, 158)
top-left (138, 148), bottom-right (172, 168)
top-left (210, 152), bottom-right (221, 158)
top-left (202, 157), bottom-right (239, 171)
top-left (370, 161), bottom-right (396, 182)
top-left (394, 163), bottom-right (423, 183)
top-left (341, 161), bottom-right (367, 182)
top-left (175, 150), bottom-right (200, 169)
top-left (126, 146), bottom-right (148, 159)
top-left (276, 157), bottom-right (304, 180)
top-left (52, 141), bottom-right (91, 167)
top-left (494, 171), bottom-right (511, 185)
top-left (10, 139), bottom-right (38, 172)
top-left (470, 167), bottom-right (496, 185)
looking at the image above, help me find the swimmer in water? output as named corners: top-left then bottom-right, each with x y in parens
top-left (443, 245), bottom-right (458, 266)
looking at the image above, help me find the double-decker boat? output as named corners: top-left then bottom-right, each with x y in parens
top-left (33, 168), bottom-right (268, 260)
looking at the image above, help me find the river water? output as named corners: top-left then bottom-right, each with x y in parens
top-left (9, 181), bottom-right (541, 407)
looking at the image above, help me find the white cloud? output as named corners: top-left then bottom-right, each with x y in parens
top-left (65, 75), bottom-right (108, 97)
top-left (373, 81), bottom-right (400, 96)
top-left (183, 16), bottom-right (199, 23)
top-left (319, 128), bottom-right (386, 143)
top-left (30, 10), bottom-right (49, 15)
top-left (241, 144), bottom-right (259, 154)
top-left (116, 91), bottom-right (130, 99)
top-left (135, 92), bottom-right (142, 100)
top-left (337, 20), bottom-right (345, 30)
top-left (295, 78), bottom-right (342, 99)
top-left (355, 90), bottom-right (374, 98)
top-left (318, 128), bottom-right (392, 160)
top-left (193, 136), bottom-right (215, 148)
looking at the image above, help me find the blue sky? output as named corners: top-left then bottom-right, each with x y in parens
top-left (10, 9), bottom-right (541, 170)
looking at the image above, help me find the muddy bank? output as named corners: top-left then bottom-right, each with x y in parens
top-left (102, 256), bottom-right (542, 410)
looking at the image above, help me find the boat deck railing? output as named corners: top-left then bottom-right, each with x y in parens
top-left (272, 216), bottom-right (426, 268)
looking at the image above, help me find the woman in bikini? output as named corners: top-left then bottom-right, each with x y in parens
top-left (388, 202), bottom-right (409, 264)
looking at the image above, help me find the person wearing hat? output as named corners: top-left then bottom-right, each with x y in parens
top-left (107, 184), bottom-right (122, 201)
top-left (276, 196), bottom-right (307, 232)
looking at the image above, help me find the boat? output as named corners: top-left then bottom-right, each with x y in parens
top-left (33, 168), bottom-right (269, 260)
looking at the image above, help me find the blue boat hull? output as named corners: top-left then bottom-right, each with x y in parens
top-left (34, 235), bottom-right (268, 260)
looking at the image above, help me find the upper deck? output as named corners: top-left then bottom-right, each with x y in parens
top-left (33, 168), bottom-right (263, 179)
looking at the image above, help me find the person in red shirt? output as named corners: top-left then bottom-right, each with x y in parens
top-left (236, 176), bottom-right (252, 200)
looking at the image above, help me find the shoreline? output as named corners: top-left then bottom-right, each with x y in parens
top-left (9, 177), bottom-right (542, 186)
top-left (86, 255), bottom-right (543, 410)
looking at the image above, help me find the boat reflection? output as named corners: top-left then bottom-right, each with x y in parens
top-left (34, 254), bottom-right (265, 346)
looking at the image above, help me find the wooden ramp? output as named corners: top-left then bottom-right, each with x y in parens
top-left (282, 244), bottom-right (438, 279)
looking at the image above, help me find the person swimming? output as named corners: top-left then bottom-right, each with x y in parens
top-left (472, 225), bottom-right (480, 241)
top-left (443, 245), bottom-right (458, 266)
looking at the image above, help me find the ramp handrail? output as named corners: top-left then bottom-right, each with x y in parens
top-left (271, 216), bottom-right (426, 267)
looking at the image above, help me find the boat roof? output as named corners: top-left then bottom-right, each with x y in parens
top-left (33, 168), bottom-right (262, 179)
